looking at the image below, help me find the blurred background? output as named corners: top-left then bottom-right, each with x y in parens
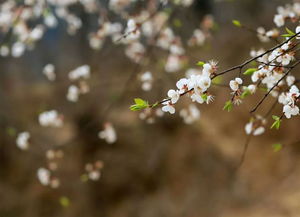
top-left (1, 0), bottom-right (300, 217)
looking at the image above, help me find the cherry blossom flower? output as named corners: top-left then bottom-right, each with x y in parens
top-left (37, 168), bottom-right (51, 186)
top-left (84, 161), bottom-right (103, 181)
top-left (140, 71), bottom-right (153, 91)
top-left (283, 104), bottom-right (299, 119)
top-left (98, 123), bottom-right (117, 144)
top-left (188, 29), bottom-right (205, 46)
top-left (68, 65), bottom-right (90, 81)
top-left (124, 19), bottom-right (140, 42)
top-left (16, 132), bottom-right (30, 150)
top-left (229, 77), bottom-right (243, 92)
top-left (39, 110), bottom-right (63, 127)
top-left (66, 85), bottom-right (80, 102)
top-left (43, 64), bottom-right (56, 81)
top-left (165, 54), bottom-right (182, 73)
top-left (273, 14), bottom-right (284, 27)
top-left (286, 75), bottom-right (295, 86)
top-left (176, 78), bottom-right (189, 94)
top-left (167, 89), bottom-right (180, 104)
top-left (179, 104), bottom-right (200, 124)
top-left (245, 117), bottom-right (266, 136)
top-left (125, 42), bottom-right (145, 63)
top-left (162, 101), bottom-right (175, 114)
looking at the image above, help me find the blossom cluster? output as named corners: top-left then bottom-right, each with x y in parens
top-left (98, 122), bottom-right (117, 144)
top-left (278, 85), bottom-right (300, 119)
top-left (83, 160), bottom-right (104, 181)
top-left (67, 65), bottom-right (91, 102)
top-left (161, 61), bottom-right (217, 114)
top-left (39, 110), bottom-right (63, 127)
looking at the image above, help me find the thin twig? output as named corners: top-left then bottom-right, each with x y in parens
top-left (235, 134), bottom-right (252, 171)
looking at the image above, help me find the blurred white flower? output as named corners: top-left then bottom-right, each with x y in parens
top-left (43, 64), bottom-right (56, 81)
top-left (69, 65), bottom-right (91, 80)
top-left (98, 123), bottom-right (117, 144)
top-left (37, 168), bottom-right (50, 186)
top-left (16, 132), bottom-right (30, 150)
top-left (39, 110), bottom-right (63, 127)
top-left (66, 85), bottom-right (80, 102)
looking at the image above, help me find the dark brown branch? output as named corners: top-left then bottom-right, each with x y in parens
top-left (150, 32), bottom-right (300, 107)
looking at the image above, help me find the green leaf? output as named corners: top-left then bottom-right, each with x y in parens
top-left (6, 127), bottom-right (16, 137)
top-left (272, 115), bottom-right (280, 121)
top-left (271, 115), bottom-right (281, 130)
top-left (232, 20), bottom-right (242, 27)
top-left (286, 27), bottom-right (295, 35)
top-left (272, 143), bottom-right (282, 152)
top-left (241, 88), bottom-right (251, 99)
top-left (243, 68), bottom-right (257, 76)
top-left (281, 27), bottom-right (296, 37)
top-left (134, 98), bottom-right (145, 105)
top-left (223, 100), bottom-right (233, 112)
top-left (59, 196), bottom-right (70, 208)
top-left (151, 102), bottom-right (159, 108)
top-left (130, 98), bottom-right (149, 111)
top-left (196, 61), bottom-right (205, 67)
top-left (212, 76), bottom-right (222, 85)
top-left (201, 94), bottom-right (208, 102)
top-left (173, 19), bottom-right (182, 28)
top-left (80, 174), bottom-right (89, 182)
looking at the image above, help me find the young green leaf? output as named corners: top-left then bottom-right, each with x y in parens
top-left (59, 196), bottom-right (70, 208)
top-left (286, 27), bottom-right (295, 35)
top-left (272, 115), bottom-right (280, 121)
top-left (272, 143), bottom-right (282, 152)
top-left (271, 115), bottom-right (281, 130)
top-left (80, 174), bottom-right (89, 182)
top-left (134, 98), bottom-right (145, 105)
top-left (151, 102), bottom-right (159, 108)
top-left (243, 68), bottom-right (257, 76)
top-left (201, 94), bottom-right (208, 102)
top-left (223, 100), bottom-right (233, 112)
top-left (241, 88), bottom-right (251, 99)
top-left (6, 127), bottom-right (16, 137)
top-left (212, 76), bottom-right (222, 85)
top-left (282, 27), bottom-right (296, 37)
top-left (232, 20), bottom-right (241, 27)
top-left (196, 61), bottom-right (205, 67)
top-left (173, 18), bottom-right (182, 28)
top-left (130, 98), bottom-right (149, 111)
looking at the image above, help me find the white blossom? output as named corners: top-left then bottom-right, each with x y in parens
top-left (179, 104), bottom-right (200, 124)
top-left (140, 71), bottom-right (153, 91)
top-left (16, 132), bottom-right (30, 150)
top-left (229, 77), bottom-right (243, 91)
top-left (66, 85), bottom-right (80, 102)
top-left (68, 65), bottom-right (90, 81)
top-left (37, 168), bottom-right (50, 186)
top-left (98, 123), bottom-right (117, 144)
top-left (274, 14), bottom-right (285, 27)
top-left (43, 64), bottom-right (56, 81)
top-left (39, 110), bottom-right (63, 127)
top-left (283, 104), bottom-right (299, 119)
top-left (162, 102), bottom-right (175, 114)
top-left (167, 89), bottom-right (180, 104)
